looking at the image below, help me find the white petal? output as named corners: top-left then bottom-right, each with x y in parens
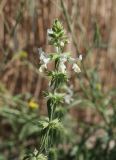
top-left (39, 66), bottom-right (43, 72)
top-left (60, 41), bottom-right (64, 47)
top-left (79, 55), bottom-right (82, 61)
top-left (61, 55), bottom-right (67, 63)
top-left (38, 48), bottom-right (50, 65)
top-left (59, 62), bottom-right (66, 73)
top-left (38, 48), bottom-right (45, 56)
top-left (47, 29), bottom-right (53, 35)
top-left (64, 95), bottom-right (73, 104)
top-left (72, 63), bottom-right (81, 73)
top-left (38, 48), bottom-right (46, 59)
top-left (44, 57), bottom-right (50, 64)
top-left (39, 64), bottom-right (47, 72)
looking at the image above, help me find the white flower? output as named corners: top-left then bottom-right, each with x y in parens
top-left (69, 55), bottom-right (82, 63)
top-left (38, 48), bottom-right (50, 63)
top-left (38, 48), bottom-right (50, 72)
top-left (64, 85), bottom-right (73, 104)
top-left (61, 54), bottom-right (67, 62)
top-left (60, 41), bottom-right (64, 47)
top-left (47, 29), bottom-right (53, 35)
top-left (79, 55), bottom-right (82, 61)
top-left (58, 54), bottom-right (67, 73)
top-left (68, 54), bottom-right (82, 73)
top-left (39, 64), bottom-right (47, 72)
top-left (72, 63), bottom-right (81, 73)
top-left (64, 94), bottom-right (73, 104)
top-left (59, 61), bottom-right (66, 73)
top-left (47, 29), bottom-right (53, 42)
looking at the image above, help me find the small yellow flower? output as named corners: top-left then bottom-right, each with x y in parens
top-left (28, 99), bottom-right (39, 109)
top-left (96, 83), bottom-right (101, 91)
top-left (14, 51), bottom-right (28, 59)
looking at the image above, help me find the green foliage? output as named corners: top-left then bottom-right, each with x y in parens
top-left (0, 91), bottom-right (41, 159)
top-left (44, 92), bottom-right (64, 119)
top-left (48, 71), bottom-right (68, 89)
top-left (23, 149), bottom-right (47, 160)
top-left (39, 118), bottom-right (64, 151)
top-left (48, 148), bottom-right (57, 160)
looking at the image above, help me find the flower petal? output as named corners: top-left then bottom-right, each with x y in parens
top-left (59, 62), bottom-right (66, 73)
top-left (72, 63), bottom-right (81, 73)
top-left (79, 55), bottom-right (82, 61)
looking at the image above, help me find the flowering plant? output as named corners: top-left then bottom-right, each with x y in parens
top-left (24, 19), bottom-right (82, 160)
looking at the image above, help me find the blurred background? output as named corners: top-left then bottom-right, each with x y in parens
top-left (0, 0), bottom-right (116, 160)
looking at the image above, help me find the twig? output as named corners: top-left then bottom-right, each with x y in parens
top-left (60, 0), bottom-right (80, 54)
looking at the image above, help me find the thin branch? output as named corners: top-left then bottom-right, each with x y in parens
top-left (60, 0), bottom-right (80, 54)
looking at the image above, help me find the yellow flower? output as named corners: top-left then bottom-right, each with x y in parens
top-left (28, 99), bottom-right (39, 109)
top-left (14, 51), bottom-right (28, 59)
top-left (96, 83), bottom-right (101, 91)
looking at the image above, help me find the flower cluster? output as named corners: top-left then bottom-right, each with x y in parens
top-left (38, 47), bottom-right (82, 74)
top-left (38, 19), bottom-right (82, 75)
